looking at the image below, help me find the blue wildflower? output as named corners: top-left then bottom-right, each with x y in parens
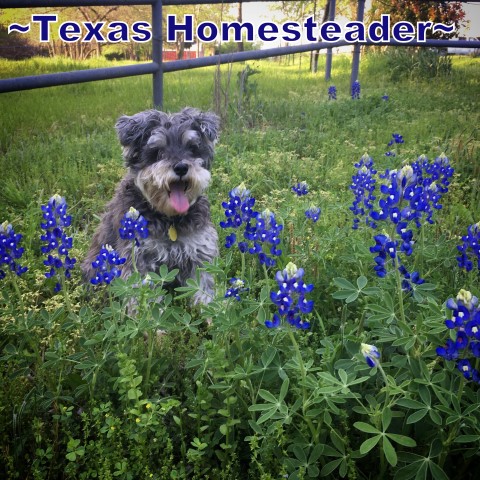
top-left (387, 133), bottom-right (404, 147)
top-left (361, 343), bottom-right (380, 368)
top-left (221, 184), bottom-right (283, 267)
top-left (267, 262), bottom-right (314, 329)
top-left (225, 277), bottom-right (249, 301)
top-left (351, 80), bottom-right (361, 100)
top-left (40, 195), bottom-right (76, 291)
top-left (350, 154), bottom-right (377, 229)
top-left (456, 222), bottom-right (480, 272)
top-left (328, 85), bottom-right (337, 100)
top-left (305, 206), bottom-right (321, 223)
top-left (119, 207), bottom-right (149, 244)
top-left (0, 221), bottom-right (28, 279)
top-left (437, 290), bottom-right (480, 385)
top-left (90, 244), bottom-right (126, 286)
top-left (382, 94), bottom-right (389, 101)
top-left (292, 181), bottom-right (309, 196)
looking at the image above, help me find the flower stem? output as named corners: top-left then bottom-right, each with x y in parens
top-left (287, 327), bottom-right (318, 441)
top-left (393, 254), bottom-right (406, 325)
top-left (10, 274), bottom-right (25, 312)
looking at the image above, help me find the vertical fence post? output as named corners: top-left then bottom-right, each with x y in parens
top-left (350, 0), bottom-right (365, 88)
top-left (325, 0), bottom-right (336, 81)
top-left (152, 0), bottom-right (163, 108)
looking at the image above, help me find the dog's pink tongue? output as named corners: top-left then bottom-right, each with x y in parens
top-left (169, 183), bottom-right (190, 214)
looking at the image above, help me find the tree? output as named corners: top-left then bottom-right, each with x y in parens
top-left (379, 1), bottom-right (466, 39)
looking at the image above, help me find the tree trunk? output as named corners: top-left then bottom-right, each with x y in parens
top-left (237, 2), bottom-right (244, 53)
top-left (312, 0), bottom-right (331, 73)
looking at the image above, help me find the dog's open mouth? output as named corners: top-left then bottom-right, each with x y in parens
top-left (168, 181), bottom-right (190, 214)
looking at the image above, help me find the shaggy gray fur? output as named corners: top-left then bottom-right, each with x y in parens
top-left (82, 107), bottom-right (220, 304)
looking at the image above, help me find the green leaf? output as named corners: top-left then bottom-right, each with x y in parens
top-left (279, 377), bottom-right (289, 402)
top-left (309, 443), bottom-right (324, 463)
top-left (320, 458), bottom-right (343, 477)
top-left (406, 409), bottom-right (428, 424)
top-left (382, 407), bottom-right (392, 431)
top-left (387, 433), bottom-right (417, 447)
top-left (354, 422), bottom-right (381, 434)
top-left (332, 291), bottom-right (355, 300)
top-left (396, 398), bottom-right (426, 410)
top-left (219, 424), bottom-right (227, 435)
top-left (359, 434), bottom-right (381, 454)
top-left (453, 435), bottom-right (480, 443)
top-left (346, 292), bottom-right (359, 303)
top-left (257, 408), bottom-right (277, 424)
top-left (338, 369), bottom-right (348, 385)
top-left (357, 275), bottom-right (367, 290)
top-left (248, 403), bottom-right (274, 412)
top-left (261, 346), bottom-right (277, 368)
top-left (428, 461), bottom-right (449, 480)
top-left (258, 389), bottom-right (277, 404)
top-left (383, 436), bottom-right (397, 467)
top-left (248, 420), bottom-right (263, 435)
top-left (333, 277), bottom-right (356, 291)
top-left (66, 452), bottom-right (77, 462)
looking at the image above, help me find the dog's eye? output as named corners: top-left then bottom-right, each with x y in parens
top-left (188, 144), bottom-right (201, 156)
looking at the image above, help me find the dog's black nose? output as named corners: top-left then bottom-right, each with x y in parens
top-left (174, 162), bottom-right (189, 177)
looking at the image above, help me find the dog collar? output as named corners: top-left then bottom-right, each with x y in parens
top-left (168, 225), bottom-right (178, 242)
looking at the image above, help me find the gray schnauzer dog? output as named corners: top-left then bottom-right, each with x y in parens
top-left (82, 107), bottom-right (220, 304)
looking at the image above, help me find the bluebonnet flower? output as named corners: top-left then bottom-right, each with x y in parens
top-left (382, 94), bottom-right (389, 101)
top-left (436, 289), bottom-right (480, 385)
top-left (267, 262), bottom-right (314, 329)
top-left (225, 277), bottom-right (249, 301)
top-left (351, 80), bottom-right (361, 100)
top-left (90, 244), bottom-right (126, 286)
top-left (385, 133), bottom-right (404, 157)
top-left (119, 207), bottom-right (149, 244)
top-left (0, 221), bottom-right (28, 279)
top-left (350, 154), bottom-right (377, 229)
top-left (353, 152), bottom-right (454, 283)
top-left (398, 266), bottom-right (425, 292)
top-left (305, 206), bottom-right (321, 223)
top-left (360, 343), bottom-right (380, 368)
top-left (292, 181), bottom-right (309, 196)
top-left (456, 222), bottom-right (480, 272)
top-left (220, 184), bottom-right (283, 267)
top-left (387, 133), bottom-right (404, 147)
top-left (40, 195), bottom-right (76, 292)
top-left (328, 85), bottom-right (337, 100)
top-left (370, 234), bottom-right (397, 278)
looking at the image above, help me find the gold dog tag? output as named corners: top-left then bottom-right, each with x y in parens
top-left (168, 225), bottom-right (177, 242)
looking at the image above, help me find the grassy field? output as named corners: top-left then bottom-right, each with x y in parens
top-left (1, 52), bottom-right (480, 479)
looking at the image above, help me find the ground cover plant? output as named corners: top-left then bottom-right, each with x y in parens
top-left (0, 51), bottom-right (479, 479)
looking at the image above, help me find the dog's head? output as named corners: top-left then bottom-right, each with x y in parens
top-left (116, 107), bottom-right (220, 217)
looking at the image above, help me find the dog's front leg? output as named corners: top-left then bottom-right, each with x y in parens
top-left (192, 270), bottom-right (215, 305)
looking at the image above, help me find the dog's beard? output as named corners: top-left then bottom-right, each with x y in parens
top-left (134, 161), bottom-right (211, 217)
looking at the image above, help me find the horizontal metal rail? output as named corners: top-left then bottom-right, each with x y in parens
top-left (1, 39), bottom-right (478, 94)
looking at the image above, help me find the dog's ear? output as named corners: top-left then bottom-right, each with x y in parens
top-left (180, 108), bottom-right (220, 145)
top-left (115, 110), bottom-right (166, 163)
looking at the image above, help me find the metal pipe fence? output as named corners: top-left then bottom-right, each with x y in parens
top-left (1, 0), bottom-right (479, 107)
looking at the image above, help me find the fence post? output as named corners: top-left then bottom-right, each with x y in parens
top-left (350, 0), bottom-right (365, 88)
top-left (325, 0), bottom-right (336, 81)
top-left (152, 0), bottom-right (163, 108)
